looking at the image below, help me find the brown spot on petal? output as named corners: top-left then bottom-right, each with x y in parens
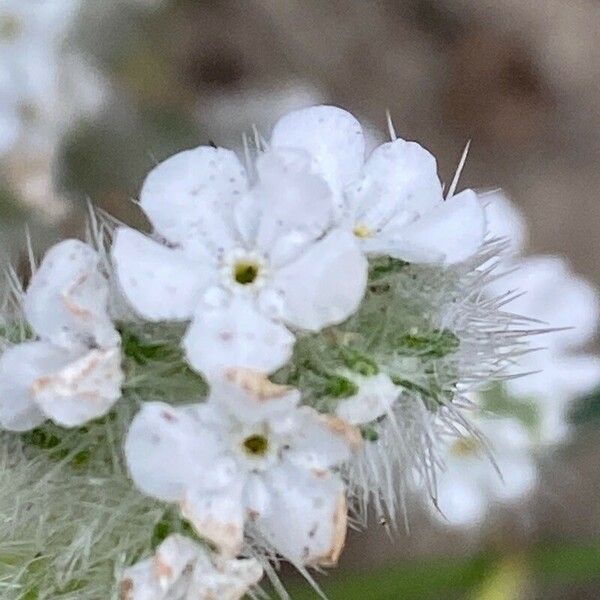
top-left (313, 493), bottom-right (348, 567)
top-left (318, 414), bottom-right (363, 453)
top-left (247, 508), bottom-right (260, 521)
top-left (161, 410), bottom-right (177, 423)
top-left (62, 273), bottom-right (94, 318)
top-left (152, 556), bottom-right (174, 581)
top-left (311, 468), bottom-right (328, 479)
top-left (32, 351), bottom-right (113, 396)
top-left (225, 368), bottom-right (292, 401)
top-left (119, 578), bottom-right (134, 600)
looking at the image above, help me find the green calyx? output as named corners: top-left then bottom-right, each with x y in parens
top-left (393, 329), bottom-right (460, 359)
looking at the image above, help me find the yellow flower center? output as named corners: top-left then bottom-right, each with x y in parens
top-left (242, 434), bottom-right (269, 457)
top-left (353, 223), bottom-right (374, 239)
top-left (233, 260), bottom-right (259, 285)
top-left (450, 437), bottom-right (481, 457)
top-left (0, 15), bottom-right (21, 41)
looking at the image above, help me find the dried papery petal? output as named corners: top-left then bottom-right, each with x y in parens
top-left (24, 239), bottom-right (118, 349)
top-left (32, 347), bottom-right (123, 427)
top-left (0, 341), bottom-right (70, 431)
top-left (257, 465), bottom-right (348, 567)
top-left (120, 534), bottom-right (263, 600)
top-left (180, 485), bottom-right (245, 558)
top-left (210, 368), bottom-right (300, 424)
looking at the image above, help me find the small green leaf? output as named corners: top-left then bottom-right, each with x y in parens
top-left (324, 375), bottom-right (359, 398)
top-left (339, 347), bottom-right (379, 376)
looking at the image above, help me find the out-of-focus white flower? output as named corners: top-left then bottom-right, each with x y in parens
top-left (112, 145), bottom-right (367, 378)
top-left (0, 0), bottom-right (106, 218)
top-left (271, 106), bottom-right (487, 264)
top-left (0, 0), bottom-right (104, 148)
top-left (487, 255), bottom-right (600, 444)
top-left (125, 369), bottom-right (361, 564)
top-left (120, 534), bottom-right (263, 600)
top-left (0, 239), bottom-right (123, 430)
top-left (482, 190), bottom-right (528, 257)
top-left (433, 414), bottom-right (537, 527)
top-left (335, 372), bottom-right (399, 425)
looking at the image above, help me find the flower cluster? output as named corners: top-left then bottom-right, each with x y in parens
top-left (0, 105), bottom-right (574, 598)
top-left (428, 192), bottom-right (600, 527)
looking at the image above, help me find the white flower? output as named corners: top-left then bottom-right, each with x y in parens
top-left (0, 0), bottom-right (103, 150)
top-left (486, 255), bottom-right (600, 444)
top-left (0, 0), bottom-right (106, 218)
top-left (120, 534), bottom-right (263, 600)
top-left (125, 369), bottom-right (361, 565)
top-left (271, 105), bottom-right (487, 264)
top-left (0, 239), bottom-right (123, 430)
top-left (112, 144), bottom-right (368, 378)
top-left (432, 414), bottom-right (537, 527)
top-left (335, 372), bottom-right (399, 425)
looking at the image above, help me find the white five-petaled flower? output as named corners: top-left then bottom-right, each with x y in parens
top-left (432, 414), bottom-right (537, 527)
top-left (271, 105), bottom-right (487, 264)
top-left (486, 255), bottom-right (600, 444)
top-left (483, 193), bottom-right (600, 443)
top-left (0, 239), bottom-right (123, 430)
top-left (112, 145), bottom-right (368, 378)
top-left (125, 369), bottom-right (361, 565)
top-left (120, 534), bottom-right (263, 600)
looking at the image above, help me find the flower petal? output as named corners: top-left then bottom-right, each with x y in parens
top-left (285, 407), bottom-right (362, 470)
top-left (435, 470), bottom-right (488, 527)
top-left (191, 552), bottom-right (263, 600)
top-left (112, 227), bottom-right (213, 321)
top-left (348, 138), bottom-right (443, 224)
top-left (120, 534), bottom-right (198, 600)
top-left (486, 256), bottom-right (600, 350)
top-left (210, 368), bottom-right (300, 424)
top-left (259, 464), bottom-right (348, 566)
top-left (271, 105), bottom-right (364, 205)
top-left (389, 189), bottom-right (486, 264)
top-left (253, 150), bottom-right (333, 265)
top-left (125, 402), bottom-right (224, 502)
top-left (119, 557), bottom-right (161, 600)
top-left (183, 297), bottom-right (295, 378)
top-left (120, 531), bottom-right (263, 600)
top-left (482, 190), bottom-right (527, 254)
top-left (0, 341), bottom-right (70, 431)
top-left (140, 146), bottom-right (246, 256)
top-left (32, 348), bottom-right (123, 427)
top-left (270, 229), bottom-right (367, 331)
top-left (335, 373), bottom-right (399, 425)
top-left (181, 483), bottom-right (245, 558)
top-left (23, 239), bottom-right (118, 348)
